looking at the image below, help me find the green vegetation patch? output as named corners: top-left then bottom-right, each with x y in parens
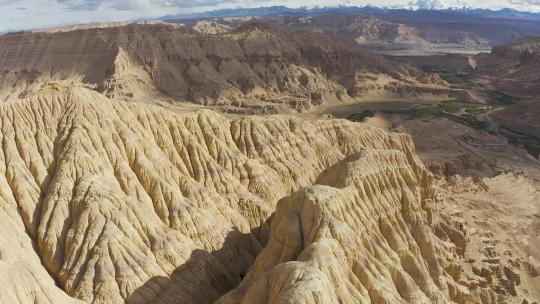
top-left (484, 90), bottom-right (519, 106)
top-left (346, 100), bottom-right (493, 132)
top-left (384, 106), bottom-right (491, 131)
top-left (424, 68), bottom-right (483, 91)
top-left (347, 110), bottom-right (375, 122)
top-left (346, 99), bottom-right (540, 159)
top-left (437, 100), bottom-right (488, 113)
top-left (424, 68), bottom-right (519, 106)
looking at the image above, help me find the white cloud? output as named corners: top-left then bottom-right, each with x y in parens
top-left (407, 0), bottom-right (445, 9)
top-left (57, 0), bottom-right (102, 10)
top-left (54, 0), bottom-right (242, 11)
top-left (1, 0), bottom-right (540, 33)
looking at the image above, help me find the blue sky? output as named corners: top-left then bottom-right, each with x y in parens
top-left (2, 0), bottom-right (540, 32)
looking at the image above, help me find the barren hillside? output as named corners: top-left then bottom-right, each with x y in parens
top-left (275, 14), bottom-right (428, 44)
top-left (0, 23), bottom-right (450, 113)
top-left (278, 14), bottom-right (490, 49)
top-left (475, 37), bottom-right (540, 141)
top-left (0, 13), bottom-right (539, 304)
top-left (476, 37), bottom-right (540, 97)
top-left (0, 81), bottom-right (475, 303)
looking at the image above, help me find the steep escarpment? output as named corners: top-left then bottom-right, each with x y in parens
top-left (475, 37), bottom-right (540, 140)
top-left (0, 23), bottom-right (448, 113)
top-left (476, 37), bottom-right (540, 97)
top-left (218, 148), bottom-right (469, 303)
top-left (0, 81), bottom-right (464, 304)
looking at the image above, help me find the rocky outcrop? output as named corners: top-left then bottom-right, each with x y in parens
top-left (218, 147), bottom-right (469, 304)
top-left (0, 81), bottom-right (467, 303)
top-left (192, 20), bottom-right (233, 34)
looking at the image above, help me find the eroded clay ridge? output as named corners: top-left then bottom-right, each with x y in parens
top-left (0, 81), bottom-right (468, 303)
top-left (0, 23), bottom-right (448, 112)
top-left (218, 151), bottom-right (470, 303)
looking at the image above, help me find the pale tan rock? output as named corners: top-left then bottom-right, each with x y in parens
top-left (0, 77), bottom-right (535, 304)
top-left (193, 21), bottom-right (233, 34)
top-left (0, 201), bottom-right (84, 304)
top-left (218, 150), bottom-right (471, 303)
top-left (436, 174), bottom-right (540, 303)
top-left (0, 81), bottom-right (459, 303)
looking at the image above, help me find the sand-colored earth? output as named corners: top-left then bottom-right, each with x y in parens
top-left (0, 20), bottom-right (538, 304)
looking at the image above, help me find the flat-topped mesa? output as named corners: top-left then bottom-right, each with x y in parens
top-left (0, 23), bottom-right (448, 112)
top-left (0, 82), bottom-right (468, 304)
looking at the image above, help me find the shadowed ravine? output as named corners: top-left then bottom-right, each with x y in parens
top-left (126, 228), bottom-right (265, 304)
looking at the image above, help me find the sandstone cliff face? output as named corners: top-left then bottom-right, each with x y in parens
top-left (0, 23), bottom-right (446, 113)
top-left (0, 81), bottom-right (467, 303)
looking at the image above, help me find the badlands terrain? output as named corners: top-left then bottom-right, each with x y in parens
top-left (0, 9), bottom-right (539, 304)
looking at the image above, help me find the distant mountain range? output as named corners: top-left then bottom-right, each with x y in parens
top-left (161, 5), bottom-right (540, 21)
top-left (160, 5), bottom-right (540, 47)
